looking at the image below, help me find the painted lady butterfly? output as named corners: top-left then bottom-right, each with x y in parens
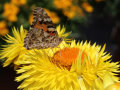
top-left (24, 7), bottom-right (63, 50)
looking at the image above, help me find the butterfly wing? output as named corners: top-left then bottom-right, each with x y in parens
top-left (24, 7), bottom-right (63, 50)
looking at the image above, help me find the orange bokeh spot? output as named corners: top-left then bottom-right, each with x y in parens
top-left (52, 48), bottom-right (86, 70)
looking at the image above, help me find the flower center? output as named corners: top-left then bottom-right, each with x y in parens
top-left (52, 47), bottom-right (85, 70)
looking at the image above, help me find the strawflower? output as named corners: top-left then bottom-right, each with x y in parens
top-left (0, 26), bottom-right (27, 68)
top-left (16, 40), bottom-right (119, 90)
top-left (3, 3), bottom-right (19, 22)
top-left (0, 25), bottom-right (71, 69)
top-left (0, 21), bottom-right (9, 36)
top-left (11, 0), bottom-right (27, 6)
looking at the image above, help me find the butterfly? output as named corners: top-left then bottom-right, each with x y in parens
top-left (24, 7), bottom-right (63, 50)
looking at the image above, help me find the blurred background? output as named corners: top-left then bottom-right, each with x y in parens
top-left (0, 0), bottom-right (120, 89)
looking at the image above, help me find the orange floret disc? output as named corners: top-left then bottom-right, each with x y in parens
top-left (52, 47), bottom-right (86, 70)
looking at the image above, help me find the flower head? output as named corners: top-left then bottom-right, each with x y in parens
top-left (3, 3), bottom-right (19, 22)
top-left (0, 25), bottom-right (71, 68)
top-left (16, 40), bottom-right (119, 89)
top-left (0, 26), bottom-right (27, 68)
top-left (0, 21), bottom-right (9, 36)
top-left (56, 25), bottom-right (71, 42)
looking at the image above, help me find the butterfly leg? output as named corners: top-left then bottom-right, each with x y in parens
top-left (58, 47), bottom-right (61, 57)
top-left (55, 46), bottom-right (62, 58)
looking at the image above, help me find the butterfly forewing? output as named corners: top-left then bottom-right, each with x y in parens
top-left (24, 7), bottom-right (63, 50)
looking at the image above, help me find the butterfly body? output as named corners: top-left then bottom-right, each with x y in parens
top-left (24, 7), bottom-right (63, 50)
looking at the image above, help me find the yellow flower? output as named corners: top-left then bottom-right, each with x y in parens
top-left (15, 40), bottom-right (119, 90)
top-left (11, 0), bottom-right (27, 6)
top-left (63, 6), bottom-right (84, 19)
top-left (0, 21), bottom-right (9, 36)
top-left (54, 0), bottom-right (72, 9)
top-left (82, 2), bottom-right (93, 13)
top-left (29, 9), bottom-right (60, 24)
top-left (0, 25), bottom-right (71, 68)
top-left (0, 26), bottom-right (27, 68)
top-left (56, 25), bottom-right (71, 42)
top-left (3, 3), bottom-right (19, 22)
